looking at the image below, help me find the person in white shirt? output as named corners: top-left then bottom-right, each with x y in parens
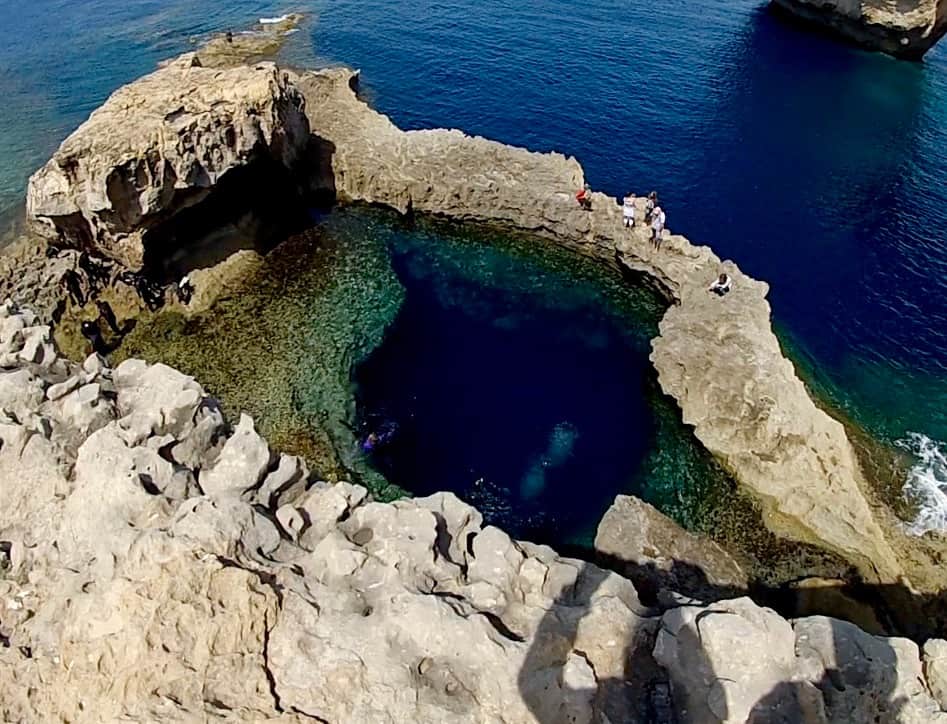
top-left (651, 205), bottom-right (665, 248)
top-left (622, 194), bottom-right (636, 228)
top-left (708, 272), bottom-right (733, 296)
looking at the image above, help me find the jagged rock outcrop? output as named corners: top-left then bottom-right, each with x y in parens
top-left (770, 0), bottom-right (947, 60)
top-left (290, 66), bottom-right (903, 585)
top-left (26, 55), bottom-right (310, 268)
top-left (595, 495), bottom-right (748, 601)
top-left (655, 599), bottom-right (947, 723)
top-left (1, 303), bottom-right (945, 723)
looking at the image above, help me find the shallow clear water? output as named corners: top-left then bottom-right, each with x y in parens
top-left (3, 0), bottom-right (947, 525)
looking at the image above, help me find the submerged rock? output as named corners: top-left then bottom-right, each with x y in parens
top-left (770, 0), bottom-right (947, 60)
top-left (26, 57), bottom-right (310, 268)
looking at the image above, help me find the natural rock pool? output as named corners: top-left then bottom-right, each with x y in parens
top-left (105, 206), bottom-right (845, 578)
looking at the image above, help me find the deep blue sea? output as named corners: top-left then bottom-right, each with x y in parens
top-left (2, 0), bottom-right (946, 528)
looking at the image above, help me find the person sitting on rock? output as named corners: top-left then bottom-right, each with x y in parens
top-left (622, 193), bottom-right (636, 228)
top-left (575, 184), bottom-right (592, 211)
top-left (708, 272), bottom-right (733, 296)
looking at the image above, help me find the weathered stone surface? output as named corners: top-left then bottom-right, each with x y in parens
top-left (654, 599), bottom-right (947, 724)
top-left (770, 0), bottom-right (947, 60)
top-left (595, 494), bottom-right (747, 600)
top-left (923, 639), bottom-right (947, 711)
top-left (199, 413), bottom-right (272, 495)
top-left (794, 616), bottom-right (947, 723)
top-left (26, 59), bottom-right (309, 268)
top-left (654, 597), bottom-right (811, 723)
top-left (293, 66), bottom-right (903, 585)
top-left (0, 305), bottom-right (943, 723)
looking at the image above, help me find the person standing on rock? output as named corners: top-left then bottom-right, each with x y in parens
top-left (622, 193), bottom-right (637, 228)
top-left (644, 191), bottom-right (657, 223)
top-left (651, 205), bottom-right (666, 248)
top-left (80, 320), bottom-right (109, 356)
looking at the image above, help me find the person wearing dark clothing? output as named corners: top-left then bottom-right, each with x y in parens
top-left (60, 270), bottom-right (85, 306)
top-left (78, 252), bottom-right (110, 287)
top-left (176, 276), bottom-right (194, 305)
top-left (95, 299), bottom-right (129, 336)
top-left (708, 272), bottom-right (733, 296)
top-left (80, 320), bottom-right (110, 356)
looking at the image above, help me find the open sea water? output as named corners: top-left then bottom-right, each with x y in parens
top-left (2, 0), bottom-right (946, 530)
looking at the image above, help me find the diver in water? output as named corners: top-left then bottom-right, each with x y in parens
top-left (360, 419), bottom-right (399, 453)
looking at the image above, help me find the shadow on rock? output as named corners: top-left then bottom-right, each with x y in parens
top-left (517, 553), bottom-right (947, 723)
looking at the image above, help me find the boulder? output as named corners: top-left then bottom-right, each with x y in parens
top-left (198, 413), bottom-right (272, 495)
top-left (654, 597), bottom-right (812, 723)
top-left (595, 494), bottom-right (747, 600)
top-left (26, 60), bottom-right (309, 268)
top-left (794, 616), bottom-right (947, 723)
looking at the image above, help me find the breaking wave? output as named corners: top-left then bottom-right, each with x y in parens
top-left (259, 14), bottom-right (292, 24)
top-left (899, 433), bottom-right (947, 535)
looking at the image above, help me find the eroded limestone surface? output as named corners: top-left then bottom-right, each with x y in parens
top-left (292, 66), bottom-right (902, 584)
top-left (0, 303), bottom-right (944, 723)
top-left (26, 55), bottom-right (310, 268)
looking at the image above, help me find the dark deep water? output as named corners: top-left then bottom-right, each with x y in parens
top-left (2, 0), bottom-right (947, 529)
top-left (354, 225), bottom-right (660, 544)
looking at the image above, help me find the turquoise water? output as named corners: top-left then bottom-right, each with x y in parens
top-left (2, 0), bottom-right (947, 527)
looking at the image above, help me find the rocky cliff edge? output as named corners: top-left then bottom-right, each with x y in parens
top-left (2, 303), bottom-right (947, 723)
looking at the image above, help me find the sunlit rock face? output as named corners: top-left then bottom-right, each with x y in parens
top-left (26, 55), bottom-right (310, 269)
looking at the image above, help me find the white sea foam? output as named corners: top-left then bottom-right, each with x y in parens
top-left (259, 14), bottom-right (292, 25)
top-left (899, 432), bottom-right (947, 535)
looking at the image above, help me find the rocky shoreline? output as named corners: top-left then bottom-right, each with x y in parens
top-left (3, 28), bottom-right (947, 721)
top-left (20, 51), bottom-right (906, 587)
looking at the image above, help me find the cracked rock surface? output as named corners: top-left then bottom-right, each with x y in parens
top-left (1, 303), bottom-right (946, 723)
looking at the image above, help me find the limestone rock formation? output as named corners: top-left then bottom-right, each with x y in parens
top-left (770, 0), bottom-right (947, 60)
top-left (594, 494), bottom-right (748, 600)
top-left (0, 303), bottom-right (945, 723)
top-left (18, 50), bottom-right (912, 587)
top-left (655, 600), bottom-right (947, 724)
top-left (291, 66), bottom-right (903, 585)
top-left (26, 56), bottom-right (310, 268)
